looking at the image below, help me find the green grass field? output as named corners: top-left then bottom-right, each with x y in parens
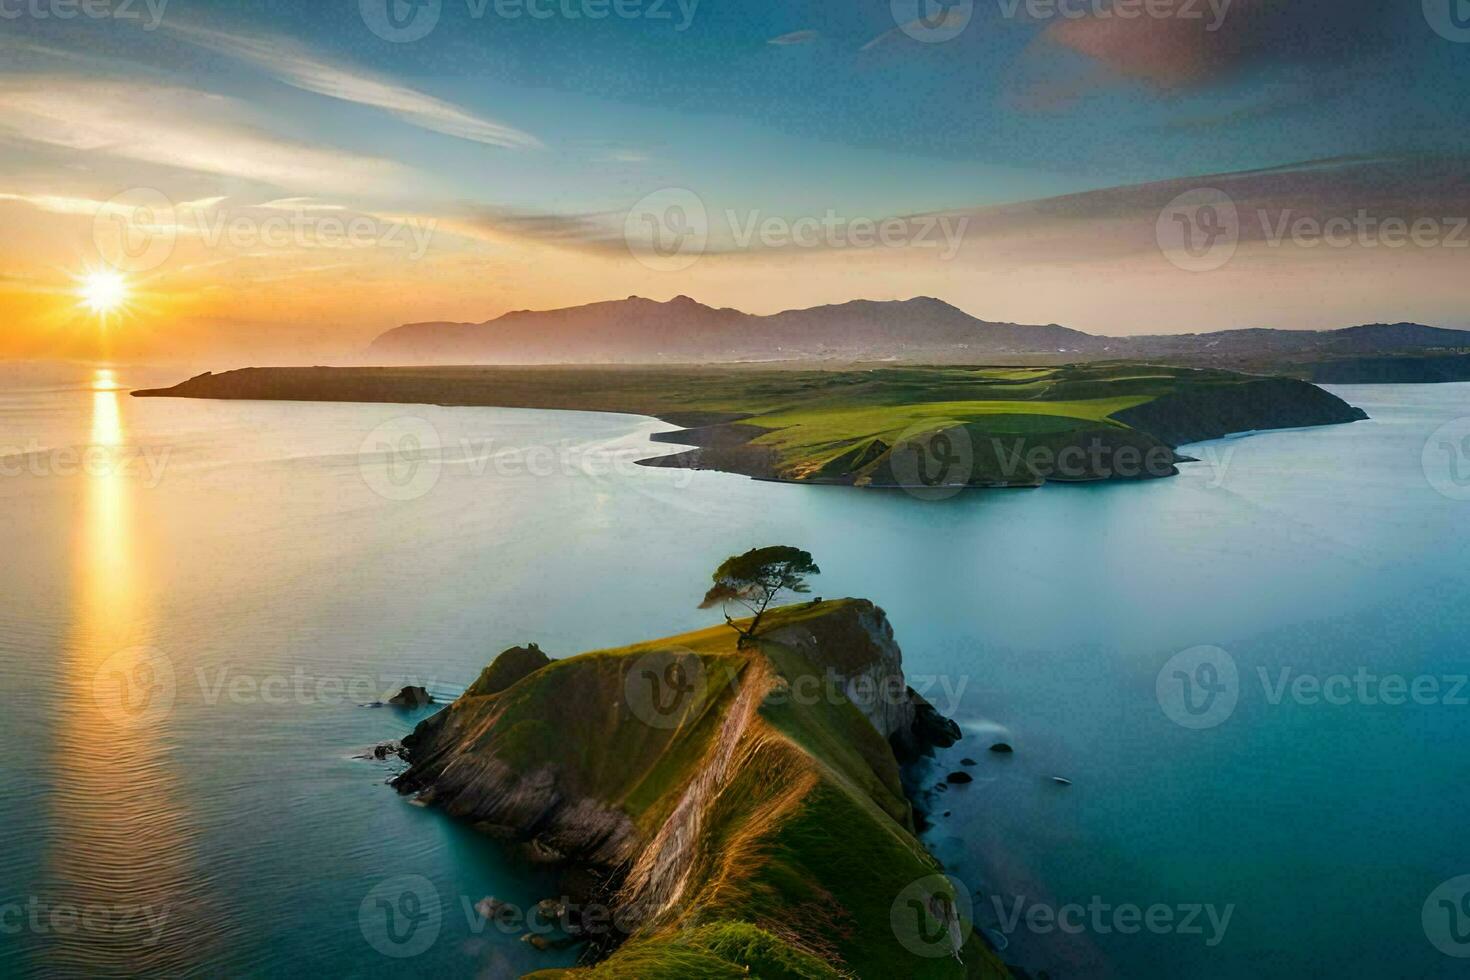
top-left (139, 361), bottom-right (1365, 488)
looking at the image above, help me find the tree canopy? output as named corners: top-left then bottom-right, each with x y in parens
top-left (700, 546), bottom-right (820, 645)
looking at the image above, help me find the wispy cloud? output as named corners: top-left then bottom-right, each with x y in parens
top-left (0, 79), bottom-right (402, 192)
top-left (440, 206), bottom-right (626, 251)
top-left (166, 23), bottom-right (544, 151)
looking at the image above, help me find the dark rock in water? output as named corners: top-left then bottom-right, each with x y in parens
top-left (372, 741), bottom-right (404, 760)
top-left (898, 689), bottom-right (961, 758)
top-left (388, 685), bottom-right (433, 708)
top-left (946, 771), bottom-right (974, 784)
top-left (934, 781), bottom-right (949, 793)
top-left (942, 810), bottom-right (952, 817)
top-left (534, 898), bottom-right (568, 923)
top-left (522, 933), bottom-right (552, 951)
top-left (988, 742), bottom-right (1014, 754)
top-left (960, 757), bottom-right (977, 766)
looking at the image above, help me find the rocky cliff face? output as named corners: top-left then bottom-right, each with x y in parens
top-left (393, 600), bottom-right (1007, 978)
top-left (1111, 375), bottom-right (1368, 446)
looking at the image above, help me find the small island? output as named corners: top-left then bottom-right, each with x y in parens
top-left (390, 546), bottom-right (1010, 976)
top-left (135, 363), bottom-right (1367, 489)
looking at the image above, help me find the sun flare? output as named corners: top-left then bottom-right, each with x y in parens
top-left (78, 270), bottom-right (130, 317)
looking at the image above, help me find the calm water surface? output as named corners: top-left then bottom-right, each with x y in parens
top-left (1, 363), bottom-right (1467, 978)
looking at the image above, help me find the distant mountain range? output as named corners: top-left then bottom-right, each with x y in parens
top-left (368, 295), bottom-right (1470, 364)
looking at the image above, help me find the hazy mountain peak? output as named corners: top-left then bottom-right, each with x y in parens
top-left (369, 295), bottom-right (1466, 365)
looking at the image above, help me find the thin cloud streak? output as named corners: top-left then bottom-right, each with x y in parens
top-left (0, 78), bottom-right (403, 192)
top-left (165, 23), bottom-right (544, 151)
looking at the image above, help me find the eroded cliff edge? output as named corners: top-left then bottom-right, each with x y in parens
top-left (392, 599), bottom-right (1009, 978)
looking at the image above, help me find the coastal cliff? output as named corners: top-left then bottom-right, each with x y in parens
top-left (393, 599), bottom-right (1007, 978)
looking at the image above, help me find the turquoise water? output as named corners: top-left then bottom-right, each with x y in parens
top-left (1, 364), bottom-right (1467, 977)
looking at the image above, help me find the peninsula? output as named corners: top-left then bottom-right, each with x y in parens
top-left (134, 363), bottom-right (1366, 489)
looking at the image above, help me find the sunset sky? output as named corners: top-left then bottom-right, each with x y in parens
top-left (2, 0), bottom-right (1467, 362)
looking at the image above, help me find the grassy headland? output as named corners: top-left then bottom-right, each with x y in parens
top-left (135, 363), bottom-right (1366, 488)
top-left (394, 599), bottom-right (1010, 978)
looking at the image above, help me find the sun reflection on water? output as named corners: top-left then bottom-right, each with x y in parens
top-left (39, 369), bottom-right (211, 974)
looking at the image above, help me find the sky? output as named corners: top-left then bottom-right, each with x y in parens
top-left (1, 0), bottom-right (1468, 361)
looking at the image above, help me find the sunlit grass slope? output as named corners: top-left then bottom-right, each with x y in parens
top-left (396, 600), bottom-right (1010, 979)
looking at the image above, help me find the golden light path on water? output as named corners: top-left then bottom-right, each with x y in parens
top-left (38, 368), bottom-right (212, 975)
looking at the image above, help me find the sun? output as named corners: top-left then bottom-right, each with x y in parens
top-left (78, 269), bottom-right (130, 316)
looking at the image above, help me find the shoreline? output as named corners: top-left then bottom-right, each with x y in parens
top-left (134, 363), bottom-right (1368, 491)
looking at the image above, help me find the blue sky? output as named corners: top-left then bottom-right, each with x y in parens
top-left (2, 0), bottom-right (1468, 358)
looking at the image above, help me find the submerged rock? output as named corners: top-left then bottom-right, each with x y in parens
top-left (475, 897), bottom-right (508, 920)
top-left (988, 742), bottom-right (1014, 754)
top-left (946, 771), bottom-right (974, 784)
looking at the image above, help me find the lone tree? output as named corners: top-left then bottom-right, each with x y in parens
top-left (700, 546), bottom-right (821, 647)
